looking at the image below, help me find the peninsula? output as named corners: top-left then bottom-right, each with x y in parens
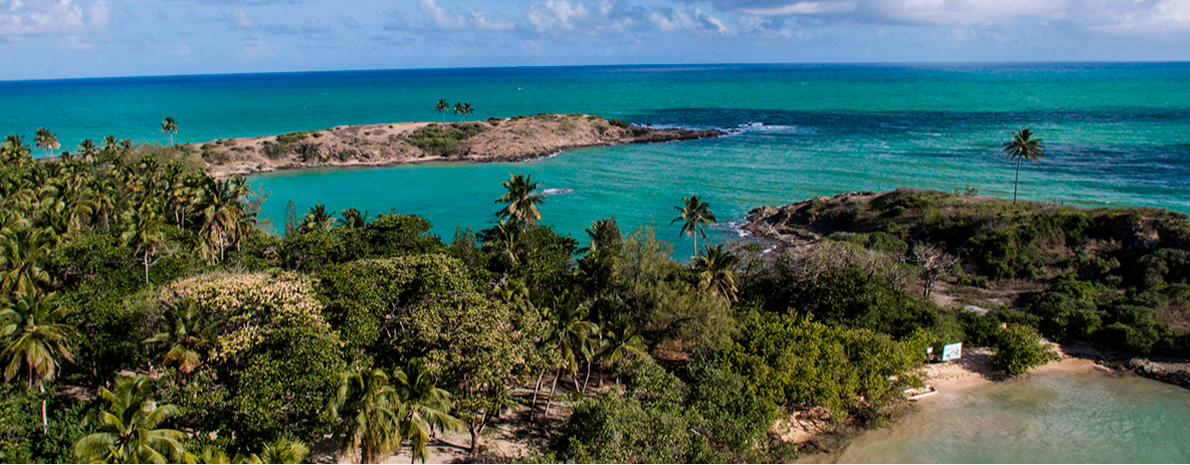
top-left (197, 113), bottom-right (723, 177)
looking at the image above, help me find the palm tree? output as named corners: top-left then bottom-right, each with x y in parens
top-left (339, 208), bottom-right (368, 228)
top-left (494, 174), bottom-right (546, 226)
top-left (142, 298), bottom-right (215, 375)
top-left (453, 102), bottom-right (464, 122)
top-left (538, 292), bottom-right (598, 415)
top-left (73, 375), bottom-right (189, 464)
top-left (461, 103), bottom-right (474, 122)
top-left (120, 208), bottom-right (167, 284)
top-left (0, 217), bottom-right (53, 297)
top-left (1002, 128), bottom-right (1045, 205)
top-left (693, 244), bottom-right (740, 301)
top-left (0, 290), bottom-right (75, 433)
top-left (33, 128), bottom-right (60, 157)
top-left (394, 360), bottom-right (463, 464)
top-left (301, 204), bottom-right (336, 232)
top-left (253, 438), bottom-right (310, 464)
top-left (162, 117), bottom-right (178, 147)
top-left (78, 139), bottom-right (99, 163)
top-left (435, 99), bottom-right (449, 123)
top-left (329, 368), bottom-right (406, 464)
top-left (671, 194), bottom-right (717, 257)
top-left (197, 179), bottom-right (244, 262)
top-left (2, 134), bottom-right (32, 163)
top-left (101, 134), bottom-right (119, 162)
top-left (596, 318), bottom-right (646, 371)
top-left (579, 218), bottom-right (622, 256)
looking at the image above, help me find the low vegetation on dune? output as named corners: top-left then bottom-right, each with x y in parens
top-left (2, 125), bottom-right (1187, 464)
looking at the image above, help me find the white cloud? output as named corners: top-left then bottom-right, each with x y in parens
top-left (528, 0), bottom-right (590, 32)
top-left (650, 7), bottom-right (732, 34)
top-left (229, 8), bottom-right (257, 29)
top-left (419, 0), bottom-right (513, 31)
top-left (714, 0), bottom-right (1190, 35)
top-left (0, 0), bottom-right (109, 36)
top-left (238, 35), bottom-right (279, 62)
top-left (171, 43), bottom-right (191, 56)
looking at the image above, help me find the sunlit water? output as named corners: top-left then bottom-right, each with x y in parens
top-left (818, 365), bottom-right (1190, 463)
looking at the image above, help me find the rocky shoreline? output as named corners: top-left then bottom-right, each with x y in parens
top-left (197, 113), bottom-right (722, 177)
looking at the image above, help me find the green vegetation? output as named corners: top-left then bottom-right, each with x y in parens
top-left (404, 123), bottom-right (487, 157)
top-left (3, 120), bottom-right (1187, 463)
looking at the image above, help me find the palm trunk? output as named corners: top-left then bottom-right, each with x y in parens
top-left (543, 370), bottom-right (561, 419)
top-left (581, 361), bottom-right (592, 394)
top-left (40, 382), bottom-right (47, 434)
top-left (143, 252), bottom-right (150, 284)
top-left (529, 370), bottom-right (546, 416)
top-left (1013, 157), bottom-right (1021, 205)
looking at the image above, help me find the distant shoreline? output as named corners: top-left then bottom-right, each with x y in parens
top-left (196, 113), bottom-right (723, 178)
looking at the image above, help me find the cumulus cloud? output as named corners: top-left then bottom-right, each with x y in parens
top-left (0, 0), bottom-right (110, 36)
top-left (650, 7), bottom-right (732, 34)
top-left (524, 0), bottom-right (658, 34)
top-left (418, 0), bottom-right (514, 31)
top-left (708, 0), bottom-right (1190, 35)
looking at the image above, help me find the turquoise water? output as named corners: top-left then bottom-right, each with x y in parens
top-left (829, 365), bottom-right (1190, 463)
top-left (3, 63), bottom-right (1190, 256)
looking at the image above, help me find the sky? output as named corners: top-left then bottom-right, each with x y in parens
top-left (2, 0), bottom-right (1190, 80)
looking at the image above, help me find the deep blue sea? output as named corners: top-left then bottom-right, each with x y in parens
top-left (3, 63), bottom-right (1189, 256)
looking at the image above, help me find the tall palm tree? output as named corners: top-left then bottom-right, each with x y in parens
top-left (0, 290), bottom-right (75, 433)
top-left (461, 103), bottom-right (474, 122)
top-left (197, 179), bottom-right (244, 262)
top-left (435, 99), bottom-right (449, 123)
top-left (101, 134), bottom-right (119, 162)
top-left (120, 208), bottom-right (167, 284)
top-left (671, 194), bottom-right (717, 257)
top-left (2, 134), bottom-right (32, 163)
top-left (0, 218), bottom-right (53, 297)
top-left (394, 360), bottom-right (463, 464)
top-left (78, 139), bottom-right (99, 163)
top-left (453, 102), bottom-right (464, 122)
top-left (494, 174), bottom-right (546, 226)
top-left (162, 117), bottom-right (178, 147)
top-left (73, 375), bottom-right (189, 464)
top-left (579, 218), bottom-right (622, 256)
top-left (142, 298), bottom-right (215, 375)
top-left (1002, 128), bottom-right (1045, 205)
top-left (329, 368), bottom-right (406, 464)
top-left (538, 292), bottom-right (597, 415)
top-left (693, 244), bottom-right (740, 301)
top-left (301, 204), bottom-right (336, 232)
top-left (33, 128), bottom-right (60, 157)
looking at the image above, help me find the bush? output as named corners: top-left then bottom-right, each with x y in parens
top-left (989, 324), bottom-right (1059, 375)
top-left (608, 118), bottom-right (631, 129)
top-left (406, 123), bottom-right (487, 157)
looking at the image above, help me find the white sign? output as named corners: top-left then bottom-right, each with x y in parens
top-left (942, 342), bottom-right (963, 361)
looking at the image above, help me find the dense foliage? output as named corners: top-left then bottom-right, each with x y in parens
top-left (3, 128), bottom-right (1186, 464)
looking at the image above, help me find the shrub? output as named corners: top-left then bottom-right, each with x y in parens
top-left (989, 324), bottom-right (1059, 375)
top-left (608, 118), bottom-right (631, 129)
top-left (406, 123), bottom-right (487, 157)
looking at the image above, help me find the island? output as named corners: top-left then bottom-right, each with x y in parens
top-left (197, 113), bottom-right (723, 177)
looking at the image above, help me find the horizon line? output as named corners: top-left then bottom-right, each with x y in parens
top-left (3, 60), bottom-right (1188, 85)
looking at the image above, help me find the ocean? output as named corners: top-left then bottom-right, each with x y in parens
top-left (3, 63), bottom-right (1189, 255)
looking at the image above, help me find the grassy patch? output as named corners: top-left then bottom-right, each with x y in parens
top-left (405, 123), bottom-right (488, 157)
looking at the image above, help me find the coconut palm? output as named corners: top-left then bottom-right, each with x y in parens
top-left (142, 298), bottom-right (215, 375)
top-left (579, 218), bottom-right (622, 256)
top-left (77, 139), bottom-right (99, 163)
top-left (196, 179), bottom-right (244, 262)
top-left (435, 99), bottom-right (449, 122)
top-left (33, 128), bottom-right (60, 157)
top-left (494, 174), bottom-right (546, 226)
top-left (596, 318), bottom-right (646, 370)
top-left (329, 368), bottom-right (406, 464)
top-left (73, 375), bottom-right (188, 464)
top-left (2, 134), bottom-right (32, 163)
top-left (162, 117), bottom-right (178, 146)
top-left (394, 360), bottom-right (463, 464)
top-left (453, 102), bottom-right (464, 122)
top-left (120, 208), bottom-right (167, 284)
top-left (693, 244), bottom-right (740, 301)
top-left (339, 208), bottom-right (368, 228)
top-left (1002, 128), bottom-right (1045, 205)
top-left (0, 290), bottom-right (75, 433)
top-left (461, 103), bottom-right (474, 122)
top-left (671, 194), bottom-right (717, 256)
top-left (0, 218), bottom-right (53, 297)
top-left (538, 292), bottom-right (598, 415)
top-left (301, 204), bottom-right (336, 232)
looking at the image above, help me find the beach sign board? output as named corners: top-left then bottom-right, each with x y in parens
top-left (942, 342), bottom-right (962, 361)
